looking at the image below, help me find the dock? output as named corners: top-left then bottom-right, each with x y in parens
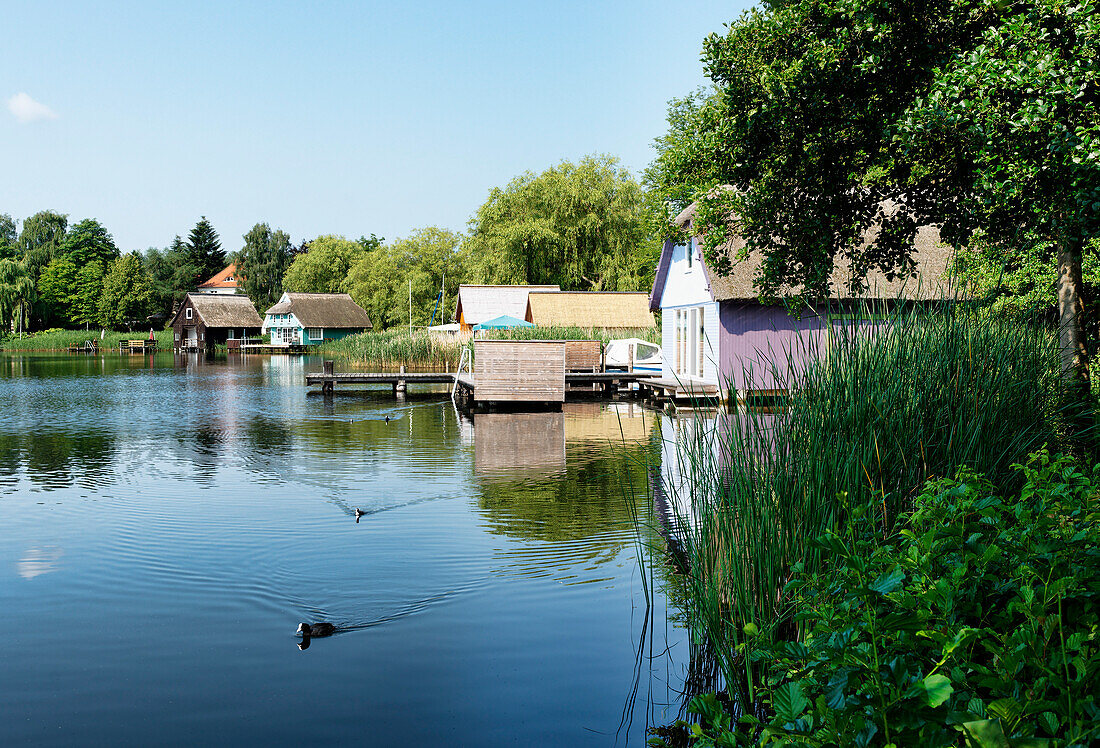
top-left (306, 340), bottom-right (646, 410)
top-left (119, 339), bottom-right (157, 353)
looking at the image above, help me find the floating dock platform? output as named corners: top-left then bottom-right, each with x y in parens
top-left (306, 340), bottom-right (646, 410)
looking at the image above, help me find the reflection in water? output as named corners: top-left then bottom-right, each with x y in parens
top-left (474, 405), bottom-right (660, 587)
top-left (0, 353), bottom-right (692, 747)
top-left (474, 412), bottom-right (565, 477)
top-left (17, 546), bottom-right (63, 580)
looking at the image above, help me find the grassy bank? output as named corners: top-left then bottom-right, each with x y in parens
top-left (665, 305), bottom-right (1084, 715)
top-left (0, 328), bottom-right (175, 351)
top-left (315, 326), bottom-right (660, 368)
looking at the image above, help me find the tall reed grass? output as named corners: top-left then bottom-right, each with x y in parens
top-left (668, 304), bottom-right (1080, 698)
top-left (315, 325), bottom-right (660, 368)
top-left (0, 328), bottom-right (174, 351)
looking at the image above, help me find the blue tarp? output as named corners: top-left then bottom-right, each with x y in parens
top-left (472, 315), bottom-right (535, 331)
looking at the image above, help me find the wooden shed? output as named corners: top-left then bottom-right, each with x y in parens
top-left (649, 192), bottom-right (957, 397)
top-left (454, 285), bottom-right (560, 332)
top-left (473, 340), bottom-right (565, 404)
top-left (171, 293), bottom-right (264, 351)
top-left (525, 292), bottom-right (656, 329)
top-left (262, 293), bottom-right (373, 346)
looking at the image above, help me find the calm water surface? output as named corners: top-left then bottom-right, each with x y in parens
top-left (1, 353), bottom-right (690, 746)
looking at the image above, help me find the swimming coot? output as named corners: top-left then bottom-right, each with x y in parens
top-left (296, 622), bottom-right (336, 637)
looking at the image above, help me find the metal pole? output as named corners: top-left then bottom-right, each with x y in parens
top-left (409, 279), bottom-right (413, 335)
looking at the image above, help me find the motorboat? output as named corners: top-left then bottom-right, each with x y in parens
top-left (603, 338), bottom-right (663, 373)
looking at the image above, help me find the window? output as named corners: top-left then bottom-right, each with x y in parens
top-left (308, 327), bottom-right (323, 341)
top-left (698, 306), bottom-right (706, 377)
top-left (228, 329), bottom-right (234, 340)
top-left (687, 238), bottom-right (693, 269)
top-left (185, 307), bottom-right (193, 320)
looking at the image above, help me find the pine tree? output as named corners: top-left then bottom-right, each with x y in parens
top-left (186, 216), bottom-right (226, 283)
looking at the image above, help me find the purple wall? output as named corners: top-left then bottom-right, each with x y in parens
top-left (718, 303), bottom-right (828, 391)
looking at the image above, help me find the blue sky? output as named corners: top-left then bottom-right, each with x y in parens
top-left (1, 1), bottom-right (750, 253)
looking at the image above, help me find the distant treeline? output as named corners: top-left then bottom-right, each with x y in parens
top-left (0, 154), bottom-right (659, 334)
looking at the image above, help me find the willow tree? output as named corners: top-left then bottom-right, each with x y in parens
top-left (0, 259), bottom-right (37, 335)
top-left (465, 155), bottom-right (658, 291)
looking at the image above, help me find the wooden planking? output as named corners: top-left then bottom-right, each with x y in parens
top-left (563, 340), bottom-right (602, 372)
top-left (473, 340), bottom-right (565, 402)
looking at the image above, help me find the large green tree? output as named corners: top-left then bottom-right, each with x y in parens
top-left (647, 0), bottom-right (1100, 384)
top-left (72, 261), bottom-right (106, 328)
top-left (60, 218), bottom-right (119, 267)
top-left (185, 216), bottom-right (226, 285)
top-left (234, 223), bottom-right (292, 309)
top-left (0, 214), bottom-right (16, 260)
top-left (346, 227), bottom-right (467, 328)
top-left (465, 154), bottom-right (658, 291)
top-left (37, 257), bottom-right (80, 326)
top-left (282, 235), bottom-right (364, 294)
top-left (99, 253), bottom-right (156, 329)
top-left (17, 211), bottom-right (68, 324)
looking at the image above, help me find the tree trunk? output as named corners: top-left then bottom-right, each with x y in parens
top-left (1056, 236), bottom-right (1090, 384)
top-left (1056, 235), bottom-right (1095, 454)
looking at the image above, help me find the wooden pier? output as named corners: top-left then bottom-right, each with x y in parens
top-left (306, 340), bottom-right (645, 409)
top-left (119, 339), bottom-right (157, 353)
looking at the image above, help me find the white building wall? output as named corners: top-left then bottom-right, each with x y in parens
top-left (658, 240), bottom-right (721, 385)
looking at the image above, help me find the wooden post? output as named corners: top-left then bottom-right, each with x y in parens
top-left (396, 364), bottom-right (407, 400)
top-left (628, 345), bottom-right (634, 373)
top-left (322, 360), bottom-right (334, 396)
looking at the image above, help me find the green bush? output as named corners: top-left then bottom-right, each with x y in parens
top-left (654, 451), bottom-right (1100, 747)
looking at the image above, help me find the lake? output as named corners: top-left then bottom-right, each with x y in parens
top-left (0, 352), bottom-right (693, 746)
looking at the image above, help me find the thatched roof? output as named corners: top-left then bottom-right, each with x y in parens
top-left (183, 293), bottom-right (263, 328)
top-left (655, 195), bottom-right (957, 305)
top-left (526, 292), bottom-right (656, 328)
top-left (264, 293), bottom-right (373, 328)
top-left (197, 264), bottom-right (240, 290)
top-left (455, 285), bottom-right (560, 325)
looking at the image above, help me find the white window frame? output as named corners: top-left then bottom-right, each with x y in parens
top-left (308, 327), bottom-right (324, 341)
top-left (185, 307), bottom-right (193, 320)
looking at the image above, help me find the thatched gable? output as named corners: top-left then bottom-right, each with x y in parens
top-left (173, 293), bottom-right (263, 329)
top-left (652, 195), bottom-right (958, 307)
top-left (454, 285), bottom-right (560, 326)
top-left (264, 293), bottom-right (373, 329)
top-left (526, 292), bottom-right (656, 328)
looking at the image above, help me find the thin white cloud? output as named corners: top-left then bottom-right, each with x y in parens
top-left (7, 92), bottom-right (58, 123)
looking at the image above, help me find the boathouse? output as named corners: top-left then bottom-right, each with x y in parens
top-left (172, 292), bottom-right (264, 351)
top-left (453, 285), bottom-right (560, 333)
top-left (195, 264), bottom-right (242, 295)
top-left (649, 196), bottom-right (956, 398)
top-left (525, 292), bottom-right (656, 330)
top-left (262, 292), bottom-right (373, 346)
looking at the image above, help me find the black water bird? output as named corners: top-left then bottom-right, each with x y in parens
top-left (297, 622), bottom-right (336, 638)
top-left (385, 415), bottom-right (391, 423)
top-left (355, 507), bottom-right (364, 523)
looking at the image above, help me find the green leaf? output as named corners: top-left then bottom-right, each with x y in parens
top-left (1037, 711), bottom-right (1058, 736)
top-left (987, 697), bottom-right (1022, 724)
top-left (772, 682), bottom-right (810, 723)
top-left (869, 567), bottom-right (905, 595)
top-left (959, 718), bottom-right (1010, 748)
top-left (917, 673), bottom-right (954, 707)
